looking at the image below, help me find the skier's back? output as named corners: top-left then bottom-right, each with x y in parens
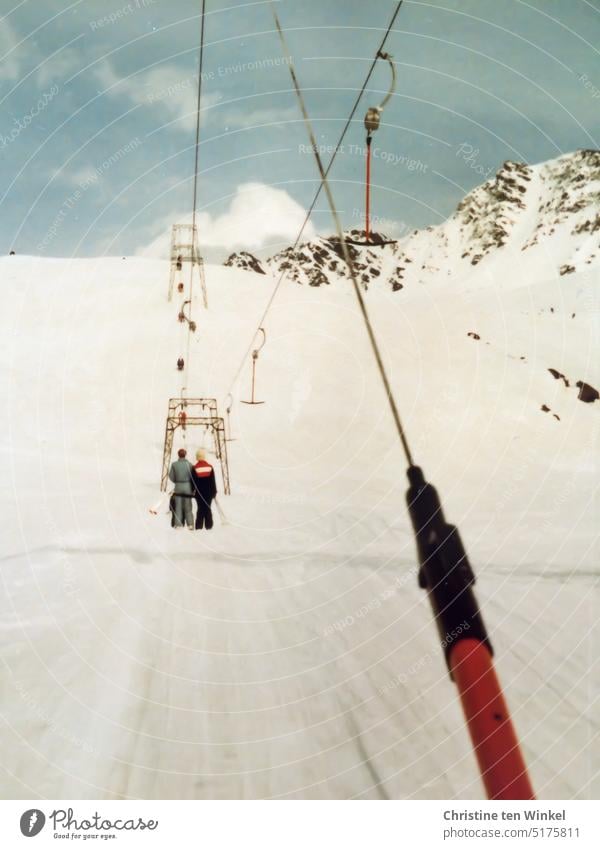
top-left (192, 449), bottom-right (217, 530)
top-left (168, 448), bottom-right (194, 529)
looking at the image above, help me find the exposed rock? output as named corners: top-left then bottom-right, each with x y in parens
top-left (224, 251), bottom-right (266, 275)
top-left (541, 405), bottom-right (560, 420)
top-left (229, 151), bottom-right (600, 291)
top-left (576, 381), bottom-right (599, 403)
top-left (266, 231), bottom-right (395, 290)
top-left (457, 160), bottom-right (533, 265)
top-left (548, 368), bottom-right (570, 387)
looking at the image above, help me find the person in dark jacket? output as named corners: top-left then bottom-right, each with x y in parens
top-left (168, 448), bottom-right (195, 529)
top-left (192, 449), bottom-right (217, 530)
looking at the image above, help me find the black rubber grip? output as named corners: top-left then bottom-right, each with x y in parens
top-left (406, 465), bottom-right (492, 674)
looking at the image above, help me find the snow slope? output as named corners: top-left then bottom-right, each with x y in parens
top-left (0, 158), bottom-right (598, 800)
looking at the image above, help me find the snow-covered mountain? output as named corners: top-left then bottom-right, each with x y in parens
top-left (0, 150), bottom-right (597, 801)
top-left (224, 250), bottom-right (266, 275)
top-left (226, 150), bottom-right (600, 290)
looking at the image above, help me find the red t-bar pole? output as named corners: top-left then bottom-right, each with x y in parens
top-left (406, 465), bottom-right (535, 800)
top-left (450, 639), bottom-right (535, 799)
top-left (365, 135), bottom-right (372, 241)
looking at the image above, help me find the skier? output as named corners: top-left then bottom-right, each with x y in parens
top-left (192, 448), bottom-right (217, 530)
top-left (168, 448), bottom-right (195, 529)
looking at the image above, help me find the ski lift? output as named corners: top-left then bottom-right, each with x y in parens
top-left (177, 357), bottom-right (185, 371)
top-left (224, 392), bottom-right (236, 441)
top-left (346, 50), bottom-right (398, 248)
top-left (178, 300), bottom-right (197, 332)
top-left (364, 51), bottom-right (396, 136)
top-left (176, 255), bottom-right (183, 271)
top-left (177, 282), bottom-right (184, 294)
top-left (200, 422), bottom-right (211, 452)
top-left (241, 327), bottom-right (266, 405)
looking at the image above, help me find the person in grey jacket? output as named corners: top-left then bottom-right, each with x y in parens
top-left (168, 448), bottom-right (195, 529)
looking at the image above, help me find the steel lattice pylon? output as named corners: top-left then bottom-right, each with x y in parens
top-left (161, 398), bottom-right (230, 495)
top-left (168, 223), bottom-right (207, 306)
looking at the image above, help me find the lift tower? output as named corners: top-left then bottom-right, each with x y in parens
top-left (168, 223), bottom-right (207, 306)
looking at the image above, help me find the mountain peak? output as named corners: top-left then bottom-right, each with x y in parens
top-left (223, 150), bottom-right (599, 290)
top-left (224, 251), bottom-right (266, 275)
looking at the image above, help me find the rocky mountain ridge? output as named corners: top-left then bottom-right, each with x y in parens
top-left (224, 150), bottom-right (600, 290)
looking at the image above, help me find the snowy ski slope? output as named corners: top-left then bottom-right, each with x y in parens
top-left (0, 208), bottom-right (598, 799)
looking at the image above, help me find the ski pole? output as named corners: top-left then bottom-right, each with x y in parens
top-left (405, 465), bottom-right (535, 800)
top-left (214, 497), bottom-right (228, 525)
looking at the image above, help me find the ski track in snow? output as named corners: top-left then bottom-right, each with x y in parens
top-left (0, 241), bottom-right (598, 800)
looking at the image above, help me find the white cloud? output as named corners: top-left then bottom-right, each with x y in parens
top-left (136, 182), bottom-right (316, 259)
top-left (221, 106), bottom-right (298, 130)
top-left (37, 47), bottom-right (82, 87)
top-left (95, 60), bottom-right (222, 131)
top-left (0, 21), bottom-right (21, 81)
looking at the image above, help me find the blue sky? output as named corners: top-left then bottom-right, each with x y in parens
top-left (1, 0), bottom-right (599, 259)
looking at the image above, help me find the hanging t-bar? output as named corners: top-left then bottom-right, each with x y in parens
top-left (178, 300), bottom-right (197, 333)
top-left (361, 50), bottom-right (397, 243)
top-left (364, 50), bottom-right (397, 136)
top-left (241, 327), bottom-right (266, 405)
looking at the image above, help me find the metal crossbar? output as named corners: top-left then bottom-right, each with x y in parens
top-left (161, 398), bottom-right (230, 494)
